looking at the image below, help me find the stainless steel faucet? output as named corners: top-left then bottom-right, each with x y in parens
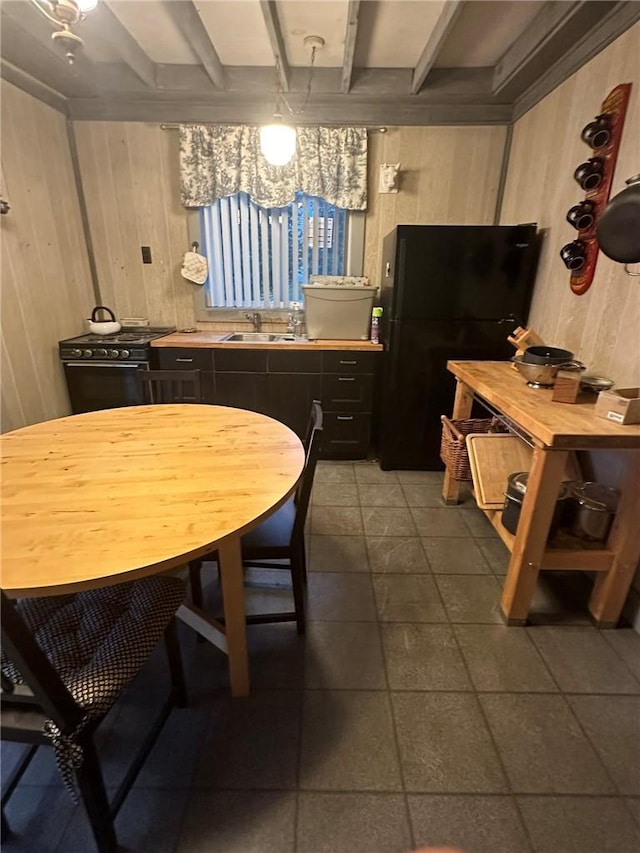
top-left (245, 312), bottom-right (262, 332)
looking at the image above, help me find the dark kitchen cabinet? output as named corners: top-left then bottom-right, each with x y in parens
top-left (321, 351), bottom-right (377, 459)
top-left (152, 346), bottom-right (378, 459)
top-left (155, 348), bottom-right (213, 370)
top-left (155, 348), bottom-right (215, 403)
top-left (212, 349), bottom-right (269, 414)
top-left (266, 350), bottom-right (323, 438)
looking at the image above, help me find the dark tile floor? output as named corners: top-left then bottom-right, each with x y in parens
top-left (3, 461), bottom-right (640, 853)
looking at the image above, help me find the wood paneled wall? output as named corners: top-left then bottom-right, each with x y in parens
top-left (0, 81), bottom-right (94, 433)
top-left (363, 125), bottom-right (508, 282)
top-left (72, 122), bottom-right (193, 329)
top-left (500, 22), bottom-right (640, 387)
top-left (73, 122), bottom-right (507, 324)
top-left (501, 23), bottom-right (640, 615)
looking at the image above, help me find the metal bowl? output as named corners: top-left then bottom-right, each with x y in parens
top-left (579, 375), bottom-right (615, 393)
top-left (511, 357), bottom-right (585, 388)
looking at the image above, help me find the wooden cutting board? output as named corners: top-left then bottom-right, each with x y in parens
top-left (466, 434), bottom-right (583, 509)
top-left (466, 434), bottom-right (533, 509)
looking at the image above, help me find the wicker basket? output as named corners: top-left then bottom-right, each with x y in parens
top-left (440, 416), bottom-right (502, 481)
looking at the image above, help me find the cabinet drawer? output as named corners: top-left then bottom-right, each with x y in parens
top-left (214, 349), bottom-right (267, 372)
top-left (268, 350), bottom-right (322, 374)
top-left (321, 374), bottom-right (373, 411)
top-left (321, 412), bottom-right (371, 459)
top-left (155, 348), bottom-right (213, 370)
top-left (322, 351), bottom-right (378, 374)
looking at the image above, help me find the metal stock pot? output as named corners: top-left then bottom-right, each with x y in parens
top-left (502, 472), bottom-right (569, 539)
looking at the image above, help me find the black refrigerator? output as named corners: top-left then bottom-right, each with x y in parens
top-left (375, 224), bottom-right (540, 470)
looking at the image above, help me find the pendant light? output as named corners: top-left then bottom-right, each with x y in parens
top-left (260, 36), bottom-right (324, 167)
top-left (260, 113), bottom-right (297, 167)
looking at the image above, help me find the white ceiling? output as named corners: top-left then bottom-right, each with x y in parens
top-left (93, 0), bottom-right (544, 69)
top-left (434, 1), bottom-right (545, 67)
top-left (1, 0), bottom-right (636, 124)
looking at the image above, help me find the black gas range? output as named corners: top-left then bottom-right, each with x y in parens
top-left (59, 326), bottom-right (175, 413)
top-left (59, 326), bottom-right (176, 362)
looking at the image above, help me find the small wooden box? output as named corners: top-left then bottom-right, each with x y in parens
top-left (594, 387), bottom-right (640, 425)
top-left (552, 370), bottom-right (582, 403)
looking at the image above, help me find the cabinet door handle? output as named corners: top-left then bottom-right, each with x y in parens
top-left (176, 358), bottom-right (194, 363)
top-left (339, 360), bottom-right (357, 365)
top-left (337, 415), bottom-right (354, 421)
top-left (338, 376), bottom-right (356, 382)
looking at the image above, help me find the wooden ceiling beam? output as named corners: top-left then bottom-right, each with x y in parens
top-left (512, 0), bottom-right (640, 118)
top-left (0, 59), bottom-right (69, 115)
top-left (410, 0), bottom-right (464, 95)
top-left (81, 2), bottom-right (156, 89)
top-left (259, 0), bottom-right (290, 93)
top-left (341, 0), bottom-right (361, 94)
top-left (492, 0), bottom-right (620, 98)
top-left (164, 1), bottom-right (225, 90)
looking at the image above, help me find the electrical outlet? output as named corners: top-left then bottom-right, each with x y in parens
top-left (141, 246), bottom-right (152, 264)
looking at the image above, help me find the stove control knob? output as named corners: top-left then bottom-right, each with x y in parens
top-left (119, 350), bottom-right (130, 359)
top-left (109, 349), bottom-right (119, 358)
top-left (83, 349), bottom-right (93, 358)
top-left (95, 348), bottom-right (108, 359)
top-left (70, 348), bottom-right (82, 358)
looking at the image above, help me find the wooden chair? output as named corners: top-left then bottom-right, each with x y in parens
top-left (138, 369), bottom-right (202, 404)
top-left (1, 576), bottom-right (187, 853)
top-left (189, 400), bottom-right (323, 634)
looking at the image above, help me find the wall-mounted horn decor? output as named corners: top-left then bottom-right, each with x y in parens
top-left (563, 83), bottom-right (632, 295)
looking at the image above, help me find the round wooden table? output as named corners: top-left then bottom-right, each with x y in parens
top-left (1, 404), bottom-right (305, 696)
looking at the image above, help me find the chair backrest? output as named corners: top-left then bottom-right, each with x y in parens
top-left (138, 369), bottom-right (202, 404)
top-left (292, 400), bottom-right (323, 543)
top-left (1, 592), bottom-right (82, 735)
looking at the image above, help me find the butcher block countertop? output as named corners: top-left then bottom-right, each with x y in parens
top-left (152, 332), bottom-right (383, 352)
top-left (447, 360), bottom-right (640, 450)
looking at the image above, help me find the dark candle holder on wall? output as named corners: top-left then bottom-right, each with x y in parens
top-left (562, 83), bottom-right (632, 295)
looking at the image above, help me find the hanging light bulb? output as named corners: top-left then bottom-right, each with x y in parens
top-left (77, 0), bottom-right (99, 11)
top-left (260, 113), bottom-right (297, 167)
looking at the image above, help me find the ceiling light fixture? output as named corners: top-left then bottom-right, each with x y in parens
top-left (260, 35), bottom-right (324, 168)
top-left (28, 0), bottom-right (98, 64)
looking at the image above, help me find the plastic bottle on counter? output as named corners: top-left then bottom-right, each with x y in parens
top-left (370, 306), bottom-right (383, 344)
top-left (291, 302), bottom-right (306, 339)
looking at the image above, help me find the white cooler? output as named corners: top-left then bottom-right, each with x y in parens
top-left (302, 284), bottom-right (378, 340)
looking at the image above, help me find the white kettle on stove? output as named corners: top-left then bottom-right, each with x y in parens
top-left (87, 306), bottom-right (121, 335)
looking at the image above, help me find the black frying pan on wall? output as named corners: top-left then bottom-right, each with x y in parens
top-left (596, 174), bottom-right (640, 270)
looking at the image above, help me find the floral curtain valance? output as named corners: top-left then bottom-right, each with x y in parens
top-left (179, 124), bottom-right (368, 211)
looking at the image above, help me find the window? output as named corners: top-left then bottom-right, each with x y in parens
top-left (198, 191), bottom-right (358, 310)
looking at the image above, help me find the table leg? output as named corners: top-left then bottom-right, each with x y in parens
top-left (588, 452), bottom-right (640, 627)
top-left (500, 447), bottom-right (568, 625)
top-left (442, 380), bottom-right (473, 505)
top-left (218, 537), bottom-right (249, 697)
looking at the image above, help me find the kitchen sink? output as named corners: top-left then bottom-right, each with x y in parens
top-left (222, 332), bottom-right (297, 342)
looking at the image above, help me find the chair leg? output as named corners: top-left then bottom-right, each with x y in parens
top-left (290, 557), bottom-right (306, 636)
top-left (189, 560), bottom-right (204, 609)
top-left (188, 560), bottom-right (206, 644)
top-left (163, 617), bottom-right (187, 708)
top-left (1, 808), bottom-right (10, 842)
top-left (74, 738), bottom-right (117, 853)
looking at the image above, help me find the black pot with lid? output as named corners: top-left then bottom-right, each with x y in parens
top-left (501, 472), bottom-right (569, 538)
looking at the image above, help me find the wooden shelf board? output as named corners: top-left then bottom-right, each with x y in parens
top-left (482, 509), bottom-right (613, 571)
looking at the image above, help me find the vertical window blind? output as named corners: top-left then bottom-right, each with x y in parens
top-left (200, 191), bottom-right (347, 308)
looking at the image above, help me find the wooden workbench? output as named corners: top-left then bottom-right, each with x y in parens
top-left (442, 361), bottom-right (640, 627)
